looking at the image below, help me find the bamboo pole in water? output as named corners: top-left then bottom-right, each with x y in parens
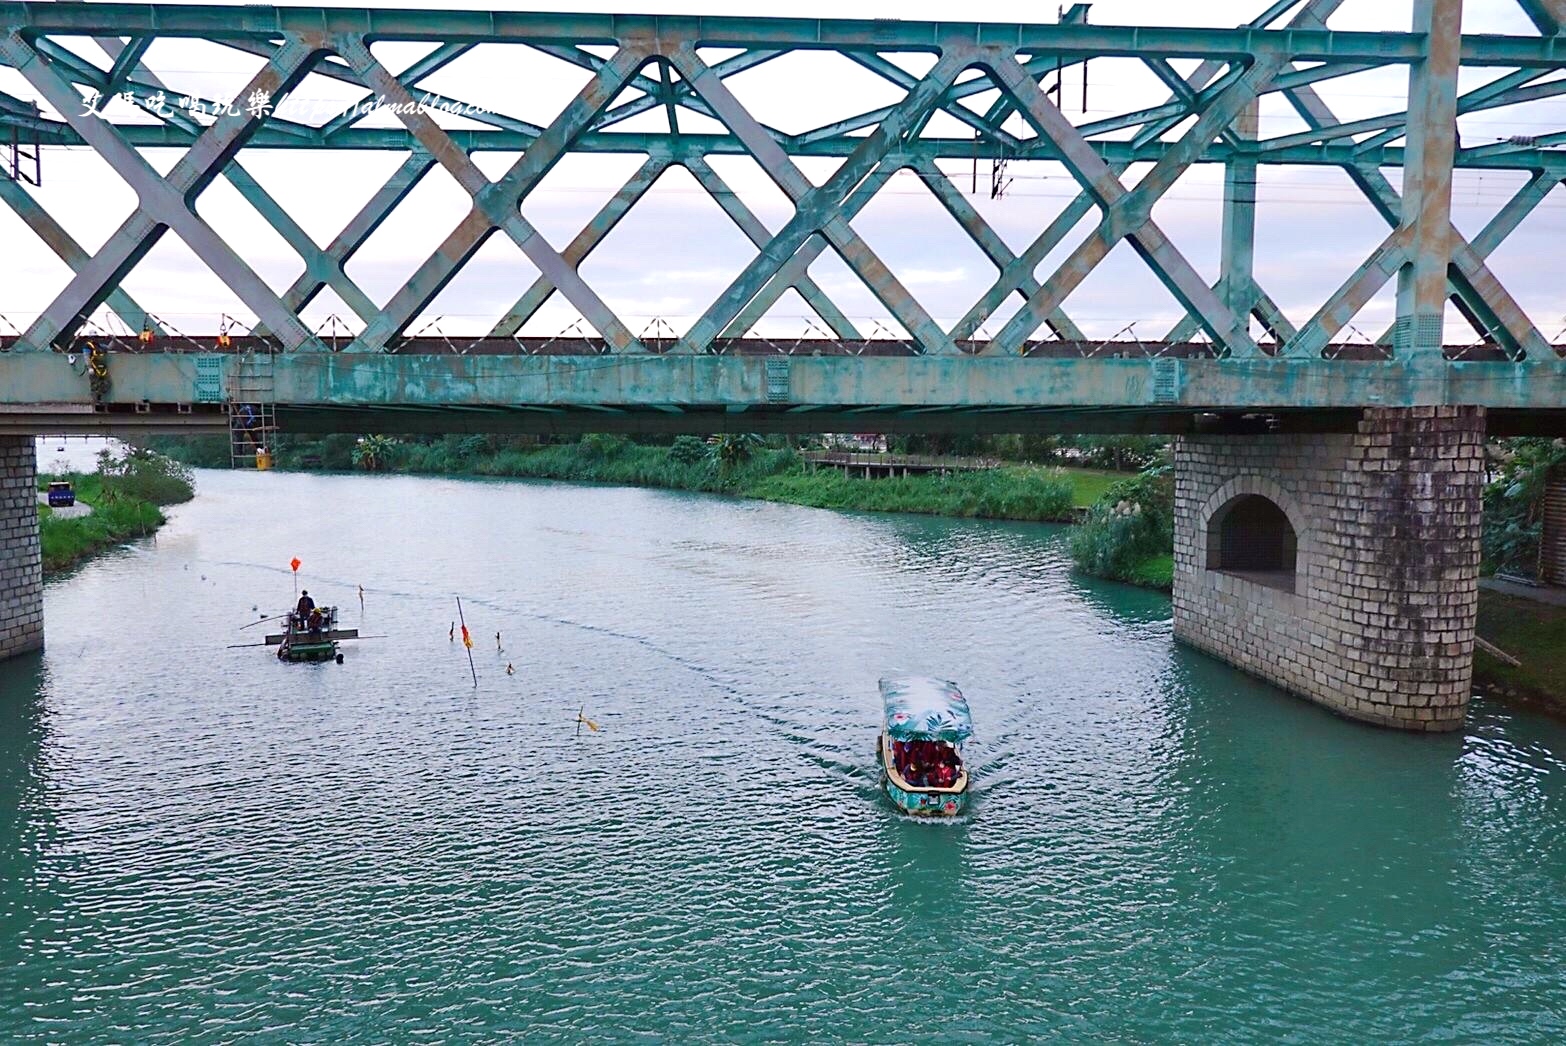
top-left (456, 596), bottom-right (478, 687)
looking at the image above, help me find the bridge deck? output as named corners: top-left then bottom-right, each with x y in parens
top-left (2, 346), bottom-right (1564, 438)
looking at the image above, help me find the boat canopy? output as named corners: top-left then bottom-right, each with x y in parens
top-left (879, 675), bottom-right (972, 743)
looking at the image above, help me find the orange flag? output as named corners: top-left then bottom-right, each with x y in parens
top-left (461, 624), bottom-right (473, 649)
top-left (290, 557), bottom-right (301, 572)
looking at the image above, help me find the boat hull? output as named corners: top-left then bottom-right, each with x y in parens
top-left (278, 640), bottom-right (340, 663)
top-left (881, 775), bottom-right (968, 817)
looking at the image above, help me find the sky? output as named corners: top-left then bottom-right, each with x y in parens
top-left (0, 0), bottom-right (1562, 345)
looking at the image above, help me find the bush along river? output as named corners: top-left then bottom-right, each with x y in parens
top-left (3, 467), bottom-right (1566, 1041)
top-left (34, 445), bottom-right (195, 575)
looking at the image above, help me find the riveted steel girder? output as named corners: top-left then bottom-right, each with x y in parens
top-left (4, 353), bottom-right (1564, 417)
top-left (0, 0), bottom-right (1561, 427)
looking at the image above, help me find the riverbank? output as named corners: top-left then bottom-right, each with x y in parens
top-left (37, 475), bottom-right (165, 575)
top-left (159, 434), bottom-right (1130, 523)
top-left (35, 452), bottom-right (195, 576)
top-left (1474, 587), bottom-right (1566, 715)
top-left (417, 440), bottom-right (1125, 523)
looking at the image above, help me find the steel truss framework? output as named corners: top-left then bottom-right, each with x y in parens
top-left (1, 0), bottom-right (1565, 429)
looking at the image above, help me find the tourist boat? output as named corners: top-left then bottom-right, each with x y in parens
top-left (877, 675), bottom-right (972, 817)
top-left (265, 605), bottom-right (356, 663)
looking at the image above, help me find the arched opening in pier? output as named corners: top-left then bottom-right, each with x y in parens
top-left (1207, 494), bottom-right (1298, 591)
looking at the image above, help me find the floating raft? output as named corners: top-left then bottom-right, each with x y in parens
top-left (263, 629), bottom-right (359, 645)
top-left (267, 606), bottom-right (354, 663)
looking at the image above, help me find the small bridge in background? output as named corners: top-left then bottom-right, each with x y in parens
top-left (802, 451), bottom-right (1001, 478)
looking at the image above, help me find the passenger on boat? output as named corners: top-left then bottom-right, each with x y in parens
top-left (307, 607), bottom-right (324, 635)
top-left (296, 590), bottom-right (315, 618)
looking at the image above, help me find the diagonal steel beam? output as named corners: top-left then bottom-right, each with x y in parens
top-left (486, 147), bottom-right (863, 340)
top-left (1263, 71), bottom-right (1564, 153)
top-left (336, 37), bottom-right (644, 352)
top-left (280, 150), bottom-right (435, 317)
top-left (657, 59), bottom-right (679, 135)
top-left (1143, 57), bottom-right (1249, 151)
top-left (719, 161), bottom-right (905, 340)
top-left (319, 42), bottom-right (473, 139)
top-left (103, 35), bottom-right (149, 95)
top-left (844, 52), bottom-right (1024, 148)
top-left (1282, 51), bottom-right (1548, 356)
top-left (533, 43), bottom-right (739, 134)
top-left (682, 156), bottom-right (861, 341)
top-left (669, 45), bottom-right (963, 355)
top-left (537, 45), bottom-right (678, 108)
top-left (4, 31), bottom-right (323, 351)
top-left (1164, 97), bottom-right (1301, 346)
top-left (95, 34), bottom-right (388, 332)
top-left (960, 0), bottom-right (1343, 348)
top-left (1470, 169), bottom-right (1563, 256)
top-left (592, 49), bottom-right (783, 132)
top-left (1368, 170), bottom-right (1559, 349)
top-left (1517, 0), bottom-right (1565, 35)
top-left (793, 55), bottom-right (1065, 148)
top-left (1154, 0), bottom-right (1346, 345)
top-left (952, 184), bottom-right (1104, 343)
top-left (487, 153), bottom-right (671, 337)
top-left (217, 162), bottom-right (381, 325)
top-left (1283, 226), bottom-right (1414, 356)
top-left (910, 158), bottom-right (1085, 342)
top-left (0, 173), bottom-right (152, 333)
top-left (987, 52), bottom-right (1271, 356)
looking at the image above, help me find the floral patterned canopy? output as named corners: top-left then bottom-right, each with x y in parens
top-left (879, 675), bottom-right (973, 743)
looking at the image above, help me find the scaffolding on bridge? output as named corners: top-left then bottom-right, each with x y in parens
top-left (226, 351), bottom-right (276, 468)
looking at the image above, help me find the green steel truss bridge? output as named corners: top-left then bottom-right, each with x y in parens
top-left (1, 0), bottom-right (1564, 436)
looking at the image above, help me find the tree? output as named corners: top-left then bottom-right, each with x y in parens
top-left (708, 433), bottom-right (762, 471)
top-left (352, 434), bottom-right (399, 472)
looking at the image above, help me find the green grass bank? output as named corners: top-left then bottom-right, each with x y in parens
top-left (1474, 589), bottom-right (1566, 716)
top-left (161, 433), bottom-right (1129, 524)
top-left (408, 440), bottom-right (1121, 523)
top-left (36, 451), bottom-right (195, 576)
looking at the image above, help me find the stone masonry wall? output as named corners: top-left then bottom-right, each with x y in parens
top-left (1173, 407), bottom-right (1485, 732)
top-left (0, 436), bottom-right (43, 660)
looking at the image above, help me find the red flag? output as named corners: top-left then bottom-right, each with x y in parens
top-left (461, 625), bottom-right (473, 649)
top-left (290, 557), bottom-right (301, 572)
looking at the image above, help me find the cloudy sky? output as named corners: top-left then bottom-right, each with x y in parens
top-left (0, 0), bottom-right (1562, 345)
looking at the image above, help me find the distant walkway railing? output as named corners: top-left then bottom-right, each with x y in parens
top-left (802, 452), bottom-right (1001, 477)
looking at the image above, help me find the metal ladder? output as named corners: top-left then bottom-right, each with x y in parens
top-left (228, 351), bottom-right (277, 468)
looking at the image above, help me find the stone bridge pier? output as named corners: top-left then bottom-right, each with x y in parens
top-left (1173, 407), bottom-right (1485, 732)
top-left (0, 436), bottom-right (43, 661)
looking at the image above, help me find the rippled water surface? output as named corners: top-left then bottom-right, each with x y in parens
top-left (4, 469), bottom-right (1566, 1041)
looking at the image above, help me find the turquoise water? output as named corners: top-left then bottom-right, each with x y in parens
top-left (3, 469), bottom-right (1565, 1042)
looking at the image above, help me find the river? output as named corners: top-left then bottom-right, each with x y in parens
top-left (3, 468), bottom-right (1565, 1042)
